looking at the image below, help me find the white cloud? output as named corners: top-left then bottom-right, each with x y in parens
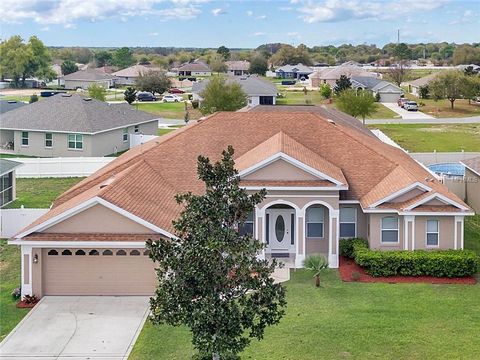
top-left (148, 32), bottom-right (159, 36)
top-left (253, 32), bottom-right (266, 36)
top-left (448, 9), bottom-right (476, 25)
top-left (255, 15), bottom-right (267, 20)
top-left (0, 0), bottom-right (206, 26)
top-left (295, 0), bottom-right (447, 23)
top-left (246, 10), bottom-right (253, 16)
top-left (212, 8), bottom-right (227, 16)
top-left (287, 31), bottom-right (300, 38)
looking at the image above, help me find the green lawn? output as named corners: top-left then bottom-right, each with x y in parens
top-left (130, 267), bottom-right (480, 360)
top-left (465, 215), bottom-right (480, 256)
top-left (328, 101), bottom-right (399, 120)
top-left (0, 240), bottom-right (29, 341)
top-left (135, 102), bottom-right (202, 120)
top-left (276, 90), bottom-right (324, 105)
top-left (404, 96), bottom-right (480, 118)
top-left (5, 177), bottom-right (84, 209)
top-left (368, 123), bottom-right (480, 152)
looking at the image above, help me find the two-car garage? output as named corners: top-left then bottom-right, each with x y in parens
top-left (41, 248), bottom-right (157, 296)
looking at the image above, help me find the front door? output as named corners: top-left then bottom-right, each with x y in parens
top-left (267, 209), bottom-right (295, 253)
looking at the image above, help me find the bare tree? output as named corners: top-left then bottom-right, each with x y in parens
top-left (386, 61), bottom-right (410, 86)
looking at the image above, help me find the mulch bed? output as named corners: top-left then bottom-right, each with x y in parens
top-left (16, 300), bottom-right (39, 309)
top-left (339, 256), bottom-right (477, 285)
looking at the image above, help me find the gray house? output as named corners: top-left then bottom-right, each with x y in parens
top-left (63, 69), bottom-right (117, 90)
top-left (351, 76), bottom-right (403, 103)
top-left (0, 94), bottom-right (159, 157)
top-left (0, 159), bottom-right (22, 207)
top-left (275, 63), bottom-right (313, 79)
top-left (192, 76), bottom-right (277, 106)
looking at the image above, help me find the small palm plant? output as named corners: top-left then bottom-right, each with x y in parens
top-left (303, 254), bottom-right (329, 287)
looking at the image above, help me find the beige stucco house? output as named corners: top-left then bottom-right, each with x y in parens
top-left (10, 110), bottom-right (472, 298)
top-left (461, 157), bottom-right (480, 213)
top-left (112, 64), bottom-right (161, 86)
top-left (0, 94), bottom-right (159, 157)
top-left (63, 69), bottom-right (117, 90)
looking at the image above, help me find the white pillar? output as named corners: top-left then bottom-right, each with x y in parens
top-left (328, 209), bottom-right (340, 268)
top-left (404, 215), bottom-right (415, 251)
top-left (295, 212), bottom-right (304, 268)
top-left (255, 206), bottom-right (265, 260)
top-left (21, 245), bottom-right (33, 297)
top-left (454, 216), bottom-right (464, 250)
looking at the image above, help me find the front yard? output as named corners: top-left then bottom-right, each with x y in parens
top-left (368, 123), bottom-right (480, 152)
top-left (404, 96), bottom-right (480, 118)
top-left (135, 102), bottom-right (202, 120)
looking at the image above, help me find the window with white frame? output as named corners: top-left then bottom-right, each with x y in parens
top-left (134, 125), bottom-right (139, 133)
top-left (45, 133), bottom-right (53, 148)
top-left (426, 219), bottom-right (439, 246)
top-left (122, 128), bottom-right (128, 142)
top-left (0, 172), bottom-right (13, 206)
top-left (306, 206), bottom-right (324, 238)
top-left (340, 207), bottom-right (356, 238)
top-left (68, 134), bottom-right (83, 150)
top-left (381, 216), bottom-right (399, 243)
top-left (21, 131), bottom-right (29, 146)
top-left (239, 211), bottom-right (254, 236)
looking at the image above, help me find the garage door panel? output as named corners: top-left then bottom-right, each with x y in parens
top-left (42, 249), bottom-right (157, 295)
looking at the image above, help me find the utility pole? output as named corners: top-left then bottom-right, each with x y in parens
top-left (397, 29), bottom-right (400, 45)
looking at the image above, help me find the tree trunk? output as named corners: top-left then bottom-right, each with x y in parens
top-left (450, 98), bottom-right (455, 109)
top-left (315, 275), bottom-right (320, 287)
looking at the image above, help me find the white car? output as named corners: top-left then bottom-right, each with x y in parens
top-left (404, 101), bottom-right (418, 111)
top-left (162, 94), bottom-right (183, 103)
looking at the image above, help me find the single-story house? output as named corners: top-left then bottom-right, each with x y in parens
top-left (275, 63), bottom-right (313, 79)
top-left (461, 157), bottom-right (480, 213)
top-left (192, 76), bottom-right (277, 106)
top-left (63, 69), bottom-right (117, 90)
top-left (0, 159), bottom-right (22, 208)
top-left (176, 61), bottom-right (211, 76)
top-left (0, 100), bottom-right (26, 115)
top-left (351, 76), bottom-right (403, 103)
top-left (0, 94), bottom-right (159, 157)
top-left (112, 64), bottom-right (161, 86)
top-left (225, 61), bottom-right (250, 76)
top-left (309, 63), bottom-right (380, 88)
top-left (10, 111), bottom-right (472, 298)
top-left (404, 73), bottom-right (439, 97)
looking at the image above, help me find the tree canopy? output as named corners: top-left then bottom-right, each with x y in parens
top-left (429, 70), bottom-right (474, 109)
top-left (88, 84), bottom-right (106, 101)
top-left (113, 47), bottom-right (135, 68)
top-left (61, 60), bottom-right (78, 75)
top-left (217, 45), bottom-right (230, 60)
top-left (249, 54), bottom-right (268, 76)
top-left (335, 89), bottom-right (378, 124)
top-left (199, 76), bottom-right (248, 115)
top-left (334, 75), bottom-right (352, 94)
top-left (135, 70), bottom-right (171, 95)
top-left (147, 146), bottom-right (286, 360)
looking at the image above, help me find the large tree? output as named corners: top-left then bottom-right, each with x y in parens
top-left (217, 45), bottom-right (230, 61)
top-left (61, 60), bottom-right (78, 75)
top-left (94, 50), bottom-right (114, 67)
top-left (334, 75), bottom-right (352, 94)
top-left (88, 84), bottom-right (106, 101)
top-left (199, 76), bottom-right (247, 115)
top-left (209, 53), bottom-right (228, 73)
top-left (113, 47), bottom-right (135, 68)
top-left (147, 147), bottom-right (286, 360)
top-left (429, 70), bottom-right (469, 109)
top-left (336, 89), bottom-right (378, 124)
top-left (135, 70), bottom-right (171, 95)
top-left (249, 54), bottom-right (268, 76)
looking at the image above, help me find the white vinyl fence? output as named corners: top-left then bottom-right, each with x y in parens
top-left (370, 129), bottom-right (404, 150)
top-left (129, 134), bottom-right (159, 149)
top-left (11, 157), bottom-right (115, 178)
top-left (409, 152), bottom-right (480, 166)
top-left (0, 208), bottom-right (48, 238)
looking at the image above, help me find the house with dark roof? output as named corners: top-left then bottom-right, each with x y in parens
top-left (176, 60), bottom-right (211, 76)
top-left (275, 63), bottom-right (313, 79)
top-left (63, 69), bottom-right (117, 90)
top-left (0, 100), bottom-right (27, 115)
top-left (192, 75), bottom-right (277, 106)
top-left (226, 60), bottom-right (250, 76)
top-left (0, 94), bottom-right (159, 157)
top-left (351, 76), bottom-right (403, 103)
top-left (0, 159), bottom-right (22, 207)
top-left (309, 63), bottom-right (380, 88)
top-left (8, 111), bottom-right (472, 298)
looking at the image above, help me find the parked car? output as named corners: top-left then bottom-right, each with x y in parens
top-left (404, 101), bottom-right (418, 111)
top-left (162, 94), bottom-right (183, 103)
top-left (281, 80), bottom-right (296, 86)
top-left (168, 88), bottom-right (185, 94)
top-left (137, 92), bottom-right (157, 102)
top-left (397, 98), bottom-right (408, 107)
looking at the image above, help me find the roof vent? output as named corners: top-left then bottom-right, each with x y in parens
top-left (327, 119), bottom-right (336, 125)
top-left (99, 177), bottom-right (115, 189)
top-left (61, 93), bottom-right (72, 97)
top-left (83, 97), bottom-right (92, 101)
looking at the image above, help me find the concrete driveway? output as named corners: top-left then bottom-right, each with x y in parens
top-left (0, 296), bottom-right (150, 360)
top-left (381, 102), bottom-right (434, 120)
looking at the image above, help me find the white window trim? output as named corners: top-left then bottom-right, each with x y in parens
top-left (426, 219), bottom-right (440, 248)
top-left (380, 216), bottom-right (399, 244)
top-left (306, 207), bottom-right (324, 238)
top-left (45, 133), bottom-right (53, 149)
top-left (122, 128), bottom-right (128, 142)
top-left (68, 133), bottom-right (83, 150)
top-left (21, 131), bottom-right (29, 147)
top-left (340, 207), bottom-right (357, 239)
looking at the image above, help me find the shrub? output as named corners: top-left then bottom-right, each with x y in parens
top-left (354, 249), bottom-right (479, 278)
top-left (29, 94), bottom-right (38, 103)
top-left (11, 287), bottom-right (21, 300)
top-left (339, 238), bottom-right (369, 258)
top-left (191, 100), bottom-right (199, 109)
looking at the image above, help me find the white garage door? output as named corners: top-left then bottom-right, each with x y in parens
top-left (42, 248), bottom-right (157, 295)
top-left (380, 92), bottom-right (401, 103)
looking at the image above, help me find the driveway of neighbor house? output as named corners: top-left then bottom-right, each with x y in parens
top-left (381, 102), bottom-right (434, 120)
top-left (0, 296), bottom-right (149, 360)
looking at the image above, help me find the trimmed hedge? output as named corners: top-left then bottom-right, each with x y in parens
top-left (341, 238), bottom-right (479, 278)
top-left (339, 238), bottom-right (369, 258)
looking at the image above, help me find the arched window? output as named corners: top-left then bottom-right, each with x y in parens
top-left (102, 249), bottom-right (113, 256)
top-left (130, 249), bottom-right (141, 256)
top-left (116, 249), bottom-right (127, 256)
top-left (75, 249), bottom-right (86, 255)
top-left (61, 249), bottom-right (72, 256)
top-left (306, 206), bottom-right (324, 238)
top-left (89, 249), bottom-right (99, 256)
top-left (47, 249), bottom-right (58, 256)
top-left (381, 217), bottom-right (399, 243)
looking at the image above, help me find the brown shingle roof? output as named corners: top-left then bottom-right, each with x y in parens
top-left (23, 233), bottom-right (162, 242)
top-left (461, 156), bottom-right (480, 176)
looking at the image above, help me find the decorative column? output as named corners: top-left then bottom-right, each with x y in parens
top-left (255, 206), bottom-right (265, 260)
top-left (21, 245), bottom-right (33, 297)
top-left (328, 209), bottom-right (340, 268)
top-left (295, 213), bottom-right (304, 268)
top-left (404, 215), bottom-right (415, 251)
top-left (454, 216), bottom-right (464, 250)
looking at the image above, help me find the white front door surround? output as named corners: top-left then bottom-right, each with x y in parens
top-left (266, 208), bottom-right (295, 253)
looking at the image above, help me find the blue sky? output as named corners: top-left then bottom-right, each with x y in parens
top-left (1, 0), bottom-right (479, 48)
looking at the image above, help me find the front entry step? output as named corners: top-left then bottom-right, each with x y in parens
top-left (270, 253), bottom-right (290, 258)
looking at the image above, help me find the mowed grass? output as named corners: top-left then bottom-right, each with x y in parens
top-left (368, 123), bottom-right (480, 152)
top-left (135, 102), bottom-right (202, 120)
top-left (406, 97), bottom-right (480, 118)
top-left (5, 177), bottom-right (84, 209)
top-left (130, 268), bottom-right (480, 360)
top-left (276, 90), bottom-right (324, 105)
top-left (0, 240), bottom-right (30, 341)
top-left (465, 215), bottom-right (480, 256)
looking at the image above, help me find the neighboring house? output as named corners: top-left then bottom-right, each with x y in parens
top-left (10, 111), bottom-right (472, 298)
top-left (48, 64), bottom-right (64, 87)
top-left (275, 63), bottom-right (313, 79)
top-left (0, 94), bottom-right (159, 157)
top-left (177, 61), bottom-right (211, 76)
top-left (461, 156), bottom-right (480, 213)
top-left (0, 159), bottom-right (22, 208)
top-left (309, 63), bottom-right (380, 88)
top-left (404, 73), bottom-right (439, 97)
top-left (63, 69), bottom-right (117, 90)
top-left (351, 76), bottom-right (404, 103)
top-left (0, 100), bottom-right (27, 115)
top-left (112, 64), bottom-right (161, 86)
top-left (192, 76), bottom-right (277, 106)
top-left (226, 61), bottom-right (250, 76)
